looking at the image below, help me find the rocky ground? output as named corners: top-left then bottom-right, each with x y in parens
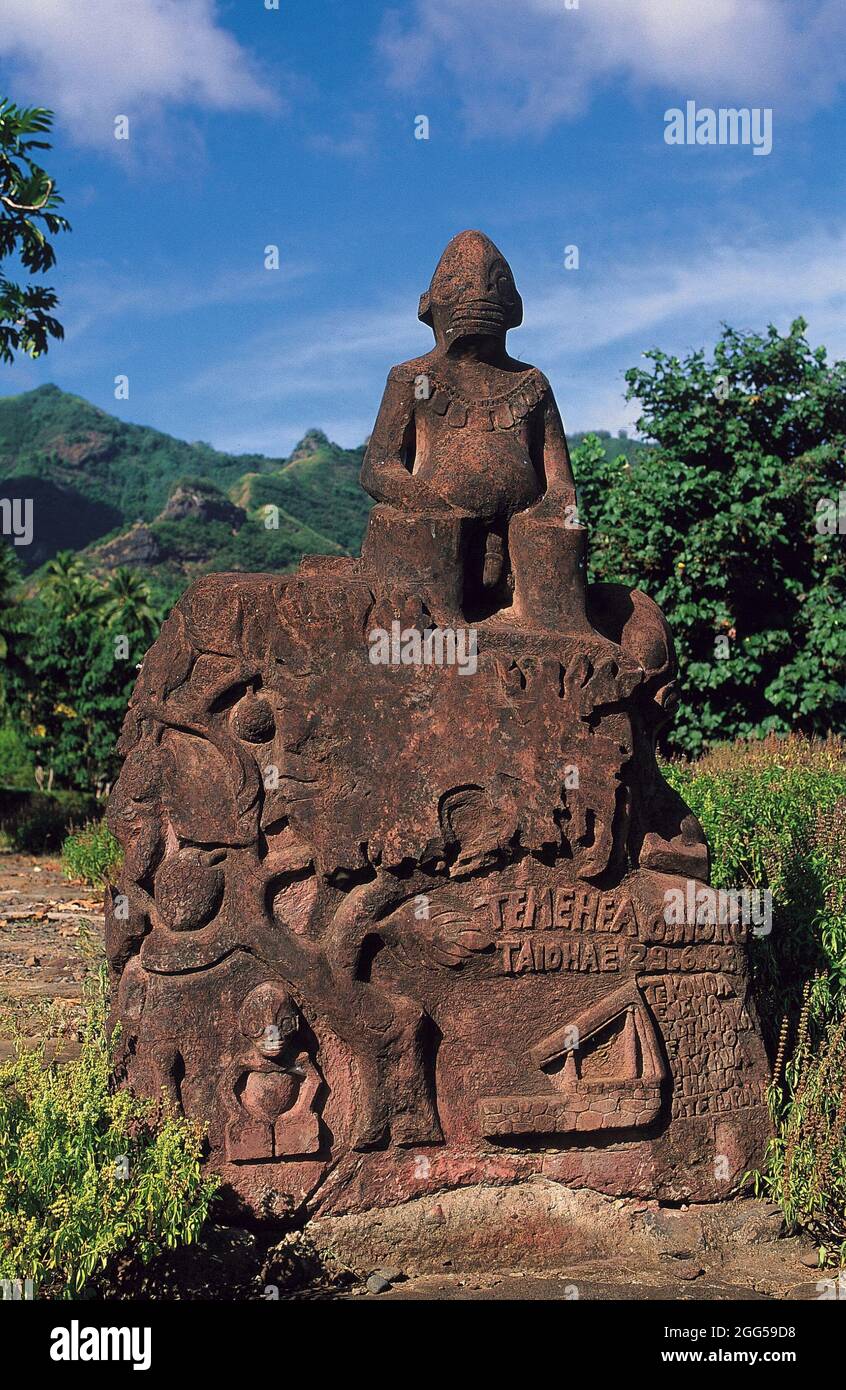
top-left (0, 853), bottom-right (837, 1303)
top-left (91, 1213), bottom-right (833, 1301)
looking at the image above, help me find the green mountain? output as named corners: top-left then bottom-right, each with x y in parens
top-left (0, 387), bottom-right (371, 599)
top-left (0, 385), bottom-right (642, 603)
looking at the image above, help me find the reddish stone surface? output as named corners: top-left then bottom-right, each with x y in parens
top-left (107, 231), bottom-right (770, 1220)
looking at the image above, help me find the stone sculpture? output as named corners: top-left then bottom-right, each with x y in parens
top-left (107, 230), bottom-right (770, 1224)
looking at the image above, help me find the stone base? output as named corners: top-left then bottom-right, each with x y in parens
top-left (207, 1093), bottom-right (771, 1223)
top-left (307, 1179), bottom-right (782, 1277)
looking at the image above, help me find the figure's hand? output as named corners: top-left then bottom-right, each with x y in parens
top-left (407, 480), bottom-right (456, 514)
top-left (525, 480), bottom-right (581, 525)
top-left (363, 457), bottom-right (454, 513)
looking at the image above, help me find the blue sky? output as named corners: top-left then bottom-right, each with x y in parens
top-left (1, 0), bottom-right (845, 456)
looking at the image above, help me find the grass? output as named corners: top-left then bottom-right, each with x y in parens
top-left (664, 734), bottom-right (846, 1041)
top-left (754, 990), bottom-right (846, 1264)
top-left (61, 819), bottom-right (122, 887)
top-left (665, 734), bottom-right (846, 1261)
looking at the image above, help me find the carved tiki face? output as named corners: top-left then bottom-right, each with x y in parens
top-left (239, 982), bottom-right (299, 1059)
top-left (418, 229), bottom-right (523, 349)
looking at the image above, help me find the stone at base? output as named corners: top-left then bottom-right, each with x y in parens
top-left (308, 1180), bottom-right (782, 1277)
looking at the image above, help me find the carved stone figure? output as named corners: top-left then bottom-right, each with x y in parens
top-left (221, 983), bottom-right (321, 1162)
top-left (107, 231), bottom-right (770, 1226)
top-left (362, 229), bottom-right (577, 621)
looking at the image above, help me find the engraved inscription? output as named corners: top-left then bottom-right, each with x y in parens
top-left (500, 935), bottom-right (621, 975)
top-left (476, 886), bottom-right (636, 936)
top-left (644, 974), bottom-right (766, 1117)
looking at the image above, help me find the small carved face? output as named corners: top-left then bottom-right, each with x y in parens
top-left (419, 230), bottom-right (523, 347)
top-left (239, 983), bottom-right (299, 1057)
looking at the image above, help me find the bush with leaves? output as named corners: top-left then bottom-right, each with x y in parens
top-left (0, 720), bottom-right (32, 788)
top-left (575, 319), bottom-right (846, 756)
top-left (756, 991), bottom-right (846, 1264)
top-left (0, 542), bottom-right (28, 715)
top-left (9, 555), bottom-right (164, 792)
top-left (663, 735), bottom-right (846, 1254)
top-left (0, 99), bottom-right (69, 363)
top-left (0, 969), bottom-right (217, 1299)
top-left (0, 787), bottom-right (97, 851)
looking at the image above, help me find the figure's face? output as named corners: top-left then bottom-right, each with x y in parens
top-left (240, 983), bottom-right (298, 1056)
top-left (421, 231), bottom-right (522, 349)
top-left (259, 1014), bottom-right (297, 1057)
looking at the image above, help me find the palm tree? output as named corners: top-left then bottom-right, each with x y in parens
top-left (41, 551), bottom-right (106, 621)
top-left (101, 567), bottom-right (159, 642)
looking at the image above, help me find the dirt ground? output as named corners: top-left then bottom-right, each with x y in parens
top-left (0, 853), bottom-right (836, 1303)
top-left (0, 850), bottom-right (103, 1062)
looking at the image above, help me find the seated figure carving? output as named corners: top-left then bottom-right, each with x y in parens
top-left (361, 229), bottom-right (582, 622)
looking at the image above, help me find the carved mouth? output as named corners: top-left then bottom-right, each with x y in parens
top-left (447, 302), bottom-right (507, 339)
top-left (450, 300), bottom-right (506, 326)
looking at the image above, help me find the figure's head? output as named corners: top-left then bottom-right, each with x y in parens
top-left (419, 230), bottom-right (522, 349)
top-left (239, 982), bottom-right (299, 1057)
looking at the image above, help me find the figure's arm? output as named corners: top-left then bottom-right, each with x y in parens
top-left (361, 371), bottom-right (452, 511)
top-left (542, 391), bottom-right (576, 494)
top-left (527, 385), bottom-right (579, 520)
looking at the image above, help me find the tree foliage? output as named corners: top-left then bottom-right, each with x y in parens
top-left (0, 969), bottom-right (217, 1298)
top-left (7, 553), bottom-right (164, 792)
top-left (575, 319), bottom-right (846, 755)
top-left (0, 100), bottom-right (69, 363)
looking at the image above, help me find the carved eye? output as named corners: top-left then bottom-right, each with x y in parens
top-left (490, 262), bottom-right (513, 300)
top-left (232, 693), bottom-right (275, 743)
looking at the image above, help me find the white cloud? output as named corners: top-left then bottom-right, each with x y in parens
top-left (307, 112), bottom-right (376, 159)
top-left (57, 256), bottom-right (315, 342)
top-left (381, 0), bottom-right (846, 135)
top-left (511, 224), bottom-right (846, 431)
top-left (181, 302), bottom-right (428, 405)
top-left (521, 226), bottom-right (846, 357)
top-left (0, 0), bottom-right (275, 146)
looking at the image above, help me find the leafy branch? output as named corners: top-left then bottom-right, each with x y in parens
top-left (0, 98), bottom-right (70, 363)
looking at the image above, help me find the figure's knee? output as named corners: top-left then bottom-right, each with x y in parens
top-left (587, 582), bottom-right (675, 693)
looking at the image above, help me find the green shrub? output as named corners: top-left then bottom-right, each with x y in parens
top-left (0, 786), bottom-right (99, 851)
top-left (664, 734), bottom-right (846, 1042)
top-left (755, 994), bottom-right (846, 1264)
top-left (0, 969), bottom-right (218, 1299)
top-left (666, 734), bottom-right (846, 1252)
top-left (577, 319), bottom-right (846, 756)
top-left (61, 819), bottom-right (122, 887)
